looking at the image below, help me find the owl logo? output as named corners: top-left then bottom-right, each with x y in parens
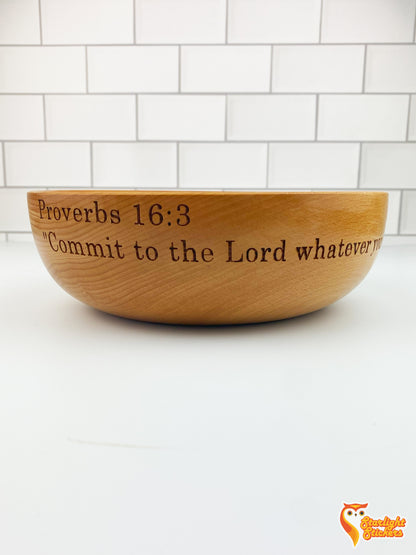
top-left (340, 503), bottom-right (368, 547)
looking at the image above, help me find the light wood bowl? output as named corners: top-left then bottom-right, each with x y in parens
top-left (27, 190), bottom-right (387, 325)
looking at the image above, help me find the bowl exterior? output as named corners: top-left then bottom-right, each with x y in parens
top-left (27, 191), bottom-right (388, 325)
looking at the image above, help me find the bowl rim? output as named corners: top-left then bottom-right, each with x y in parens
top-left (27, 189), bottom-right (388, 197)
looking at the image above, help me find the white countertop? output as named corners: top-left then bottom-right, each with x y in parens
top-left (1, 242), bottom-right (415, 555)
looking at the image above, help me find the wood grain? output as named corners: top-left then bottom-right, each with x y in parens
top-left (27, 191), bottom-right (388, 325)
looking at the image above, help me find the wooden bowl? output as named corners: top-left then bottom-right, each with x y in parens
top-left (27, 190), bottom-right (387, 325)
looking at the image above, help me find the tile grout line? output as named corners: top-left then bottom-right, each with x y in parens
top-left (38, 0), bottom-right (43, 44)
top-left (178, 46), bottom-right (181, 92)
top-left (398, 190), bottom-right (404, 234)
top-left (314, 95), bottom-right (319, 141)
top-left (90, 142), bottom-right (94, 187)
top-left (224, 95), bottom-right (228, 140)
top-left (266, 142), bottom-right (270, 188)
top-left (5, 42), bottom-right (416, 46)
top-left (318, 0), bottom-right (324, 43)
top-left (413, 3), bottom-right (416, 42)
top-left (0, 92), bottom-right (414, 96)
top-left (42, 95), bottom-right (47, 139)
top-left (176, 143), bottom-right (180, 188)
top-left (85, 46), bottom-right (89, 93)
top-left (405, 94), bottom-right (412, 140)
top-left (225, 0), bottom-right (229, 43)
top-left (1, 142), bottom-right (7, 186)
top-left (269, 45), bottom-right (274, 92)
top-left (133, 0), bottom-right (136, 44)
top-left (357, 142), bottom-right (363, 188)
top-left (361, 44), bottom-right (367, 93)
top-left (1, 139), bottom-right (414, 144)
top-left (135, 94), bottom-right (139, 140)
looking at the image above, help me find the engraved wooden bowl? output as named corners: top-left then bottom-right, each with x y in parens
top-left (27, 190), bottom-right (388, 325)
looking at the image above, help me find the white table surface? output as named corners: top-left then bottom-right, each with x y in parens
top-left (1, 242), bottom-right (415, 555)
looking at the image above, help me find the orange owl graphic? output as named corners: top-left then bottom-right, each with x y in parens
top-left (340, 503), bottom-right (368, 546)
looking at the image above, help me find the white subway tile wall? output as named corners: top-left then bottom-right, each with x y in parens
top-left (180, 143), bottom-right (267, 188)
top-left (360, 143), bottom-right (416, 188)
top-left (5, 142), bottom-right (90, 187)
top-left (138, 95), bottom-right (225, 140)
top-left (0, 188), bottom-right (31, 232)
top-left (135, 0), bottom-right (226, 44)
top-left (0, 0), bottom-right (415, 242)
top-left (45, 95), bottom-right (136, 140)
top-left (318, 95), bottom-right (408, 141)
top-left (0, 47), bottom-right (86, 93)
top-left (272, 45), bottom-right (365, 93)
top-left (228, 95), bottom-right (316, 140)
top-left (268, 143), bottom-right (359, 188)
top-left (0, 0), bottom-right (40, 45)
top-left (384, 190), bottom-right (401, 234)
top-left (88, 46), bottom-right (178, 92)
top-left (41, 0), bottom-right (134, 44)
top-left (228, 0), bottom-right (321, 43)
top-left (181, 46), bottom-right (271, 92)
top-left (0, 95), bottom-right (44, 139)
top-left (365, 45), bottom-right (416, 92)
top-left (0, 147), bottom-right (4, 187)
top-left (401, 191), bottom-right (416, 234)
top-left (321, 0), bottom-right (416, 43)
top-left (93, 142), bottom-right (176, 188)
